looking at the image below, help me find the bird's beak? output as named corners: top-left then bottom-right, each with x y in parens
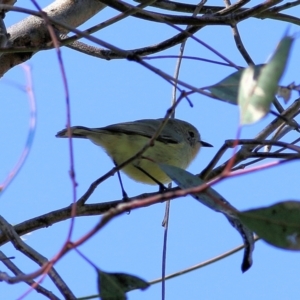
top-left (200, 140), bottom-right (213, 147)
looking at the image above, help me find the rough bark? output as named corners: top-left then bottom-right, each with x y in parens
top-left (0, 0), bottom-right (106, 77)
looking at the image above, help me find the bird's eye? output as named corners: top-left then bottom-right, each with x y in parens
top-left (188, 131), bottom-right (195, 138)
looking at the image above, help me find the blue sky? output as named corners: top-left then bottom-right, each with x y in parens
top-left (1, 1), bottom-right (300, 299)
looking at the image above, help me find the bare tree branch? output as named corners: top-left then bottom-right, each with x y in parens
top-left (0, 216), bottom-right (76, 299)
top-left (0, 251), bottom-right (60, 300)
top-left (0, 0), bottom-right (106, 76)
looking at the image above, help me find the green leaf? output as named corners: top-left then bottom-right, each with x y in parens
top-left (158, 163), bottom-right (255, 271)
top-left (97, 270), bottom-right (149, 300)
top-left (207, 65), bottom-right (263, 104)
top-left (238, 35), bottom-right (294, 124)
top-left (158, 163), bottom-right (234, 214)
top-left (238, 201), bottom-right (300, 250)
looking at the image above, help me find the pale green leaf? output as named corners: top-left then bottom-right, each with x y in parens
top-left (238, 35), bottom-right (294, 125)
top-left (238, 201), bottom-right (300, 250)
top-left (207, 65), bottom-right (263, 104)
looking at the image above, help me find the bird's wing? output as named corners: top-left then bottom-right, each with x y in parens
top-left (98, 119), bottom-right (181, 144)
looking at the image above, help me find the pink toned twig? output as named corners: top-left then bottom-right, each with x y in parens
top-left (0, 64), bottom-right (36, 195)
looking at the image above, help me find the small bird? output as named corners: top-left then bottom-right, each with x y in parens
top-left (56, 118), bottom-right (212, 197)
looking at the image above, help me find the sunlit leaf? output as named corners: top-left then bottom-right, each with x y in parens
top-left (207, 65), bottom-right (263, 104)
top-left (97, 270), bottom-right (149, 300)
top-left (238, 35), bottom-right (294, 124)
top-left (238, 201), bottom-right (300, 250)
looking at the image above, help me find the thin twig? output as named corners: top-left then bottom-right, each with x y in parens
top-left (149, 236), bottom-right (260, 285)
top-left (60, 0), bottom-right (159, 46)
top-left (144, 55), bottom-right (241, 68)
top-left (0, 216), bottom-right (76, 299)
top-left (232, 136), bottom-right (300, 170)
top-left (229, 15), bottom-right (254, 63)
top-left (267, 0), bottom-right (300, 13)
top-left (0, 251), bottom-right (60, 300)
top-left (31, 0), bottom-right (78, 244)
top-left (203, 99), bottom-right (300, 180)
top-left (161, 1), bottom-right (207, 296)
top-left (234, 0), bottom-right (283, 22)
top-left (1, 3), bottom-right (300, 58)
top-left (0, 65), bottom-right (36, 194)
top-left (216, 0), bottom-right (250, 15)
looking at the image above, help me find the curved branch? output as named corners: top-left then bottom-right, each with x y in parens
top-left (133, 0), bottom-right (300, 25)
top-left (0, 216), bottom-right (76, 299)
top-left (0, 0), bottom-right (106, 77)
top-left (203, 98), bottom-right (300, 180)
top-left (0, 251), bottom-right (60, 299)
top-left (98, 0), bottom-right (232, 25)
top-left (0, 195), bottom-right (158, 247)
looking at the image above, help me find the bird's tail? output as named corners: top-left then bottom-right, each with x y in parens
top-left (55, 126), bottom-right (93, 139)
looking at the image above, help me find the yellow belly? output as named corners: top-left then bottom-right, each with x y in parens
top-left (89, 132), bottom-right (197, 185)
